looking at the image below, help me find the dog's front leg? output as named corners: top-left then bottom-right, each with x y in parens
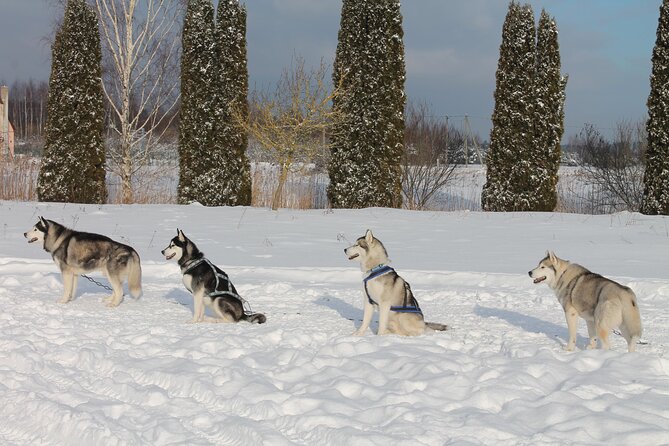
top-left (58, 271), bottom-right (75, 304)
top-left (377, 303), bottom-right (392, 335)
top-left (190, 293), bottom-right (205, 323)
top-left (564, 306), bottom-right (579, 351)
top-left (353, 298), bottom-right (374, 336)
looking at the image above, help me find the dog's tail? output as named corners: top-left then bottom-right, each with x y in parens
top-left (242, 312), bottom-right (267, 324)
top-left (128, 250), bottom-right (143, 299)
top-left (425, 321), bottom-right (448, 331)
top-left (621, 291), bottom-right (642, 351)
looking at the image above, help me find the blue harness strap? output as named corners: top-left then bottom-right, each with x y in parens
top-left (363, 265), bottom-right (423, 315)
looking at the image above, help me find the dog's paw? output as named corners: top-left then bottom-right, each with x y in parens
top-left (351, 330), bottom-right (365, 336)
top-left (564, 344), bottom-right (576, 351)
top-left (57, 298), bottom-right (70, 304)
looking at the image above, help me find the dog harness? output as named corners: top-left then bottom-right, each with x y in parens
top-left (363, 265), bottom-right (423, 315)
top-left (182, 257), bottom-right (254, 315)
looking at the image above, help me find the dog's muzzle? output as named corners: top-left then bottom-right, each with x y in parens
top-left (528, 271), bottom-right (546, 284)
top-left (24, 233), bottom-right (38, 243)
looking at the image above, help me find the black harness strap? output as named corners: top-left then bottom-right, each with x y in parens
top-left (182, 257), bottom-right (254, 315)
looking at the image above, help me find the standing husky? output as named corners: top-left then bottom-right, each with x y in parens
top-left (345, 230), bottom-right (447, 336)
top-left (529, 251), bottom-right (642, 352)
top-left (162, 230), bottom-right (266, 324)
top-left (24, 217), bottom-right (142, 307)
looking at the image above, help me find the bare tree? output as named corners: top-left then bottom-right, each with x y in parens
top-left (575, 121), bottom-right (646, 212)
top-left (401, 101), bottom-right (457, 210)
top-left (95, 0), bottom-right (182, 203)
top-left (235, 56), bottom-right (338, 210)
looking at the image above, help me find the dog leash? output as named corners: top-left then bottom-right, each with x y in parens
top-left (363, 265), bottom-right (423, 315)
top-left (81, 274), bottom-right (114, 292)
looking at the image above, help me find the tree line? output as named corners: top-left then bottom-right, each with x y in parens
top-left (14, 0), bottom-right (669, 215)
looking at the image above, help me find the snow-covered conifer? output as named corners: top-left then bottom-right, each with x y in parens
top-left (533, 9), bottom-right (566, 211)
top-left (641, 0), bottom-right (669, 215)
top-left (37, 0), bottom-right (106, 204)
top-left (482, 2), bottom-right (536, 211)
top-left (328, 0), bottom-right (406, 209)
top-left (195, 0), bottom-right (252, 207)
top-left (178, 0), bottom-right (217, 205)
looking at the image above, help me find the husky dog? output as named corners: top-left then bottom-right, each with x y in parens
top-left (162, 230), bottom-right (266, 324)
top-left (529, 251), bottom-right (642, 352)
top-left (24, 217), bottom-right (142, 307)
top-left (344, 230), bottom-right (447, 336)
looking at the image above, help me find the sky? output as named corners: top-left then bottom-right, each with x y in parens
top-left (0, 0), bottom-right (661, 141)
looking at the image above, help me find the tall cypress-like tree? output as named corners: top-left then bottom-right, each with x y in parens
top-left (37, 0), bottom-right (106, 204)
top-left (178, 0), bottom-right (216, 205)
top-left (533, 9), bottom-right (567, 211)
top-left (641, 0), bottom-right (669, 215)
top-left (384, 0), bottom-right (407, 208)
top-left (328, 0), bottom-right (406, 209)
top-left (482, 2), bottom-right (536, 211)
top-left (209, 0), bottom-right (252, 206)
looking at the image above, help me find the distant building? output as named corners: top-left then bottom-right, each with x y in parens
top-left (0, 85), bottom-right (16, 157)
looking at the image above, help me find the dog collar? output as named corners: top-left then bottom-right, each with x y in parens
top-left (364, 264), bottom-right (393, 281)
top-left (181, 257), bottom-right (205, 274)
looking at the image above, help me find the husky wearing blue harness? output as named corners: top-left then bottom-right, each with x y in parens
top-left (162, 230), bottom-right (266, 324)
top-left (345, 230), bottom-right (447, 336)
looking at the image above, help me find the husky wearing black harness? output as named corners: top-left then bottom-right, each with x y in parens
top-left (24, 217), bottom-right (142, 307)
top-left (162, 230), bottom-right (266, 324)
top-left (345, 230), bottom-right (447, 336)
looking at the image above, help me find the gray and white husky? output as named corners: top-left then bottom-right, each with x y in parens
top-left (529, 251), bottom-right (642, 352)
top-left (162, 230), bottom-right (266, 324)
top-left (24, 216), bottom-right (142, 307)
top-left (345, 230), bottom-right (448, 336)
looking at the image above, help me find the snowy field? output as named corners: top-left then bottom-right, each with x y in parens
top-left (1, 201), bottom-right (669, 445)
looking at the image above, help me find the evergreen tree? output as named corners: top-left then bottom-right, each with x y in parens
top-left (533, 9), bottom-right (567, 211)
top-left (481, 2), bottom-right (536, 211)
top-left (37, 0), bottom-right (106, 203)
top-left (209, 0), bottom-right (252, 206)
top-left (384, 0), bottom-right (407, 208)
top-left (641, 0), bottom-right (669, 215)
top-left (178, 0), bottom-right (217, 205)
top-left (328, 0), bottom-right (406, 209)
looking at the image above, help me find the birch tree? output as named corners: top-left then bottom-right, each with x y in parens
top-left (95, 0), bottom-right (182, 203)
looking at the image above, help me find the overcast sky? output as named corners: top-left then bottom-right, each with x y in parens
top-left (0, 0), bottom-right (661, 140)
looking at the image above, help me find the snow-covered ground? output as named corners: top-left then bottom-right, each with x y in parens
top-left (1, 201), bottom-right (669, 445)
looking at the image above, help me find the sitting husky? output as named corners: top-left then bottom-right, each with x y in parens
top-left (529, 251), bottom-right (642, 352)
top-left (24, 217), bottom-right (142, 307)
top-left (162, 230), bottom-right (266, 324)
top-left (345, 230), bottom-right (447, 336)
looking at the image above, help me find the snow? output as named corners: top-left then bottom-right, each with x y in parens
top-left (1, 201), bottom-right (669, 445)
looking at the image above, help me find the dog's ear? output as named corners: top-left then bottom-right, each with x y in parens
top-left (39, 216), bottom-right (48, 228)
top-left (548, 250), bottom-right (558, 263)
top-left (365, 229), bottom-right (374, 244)
top-left (178, 229), bottom-right (185, 242)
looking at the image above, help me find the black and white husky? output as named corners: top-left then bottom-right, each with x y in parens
top-left (345, 229), bottom-right (447, 336)
top-left (24, 216), bottom-right (142, 307)
top-left (162, 230), bottom-right (266, 324)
